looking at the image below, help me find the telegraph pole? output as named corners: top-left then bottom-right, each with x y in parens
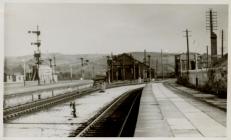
top-left (28, 25), bottom-right (41, 85)
top-left (195, 53), bottom-right (198, 88)
top-left (143, 49), bottom-right (147, 80)
top-left (186, 29), bottom-right (190, 77)
top-left (161, 49), bottom-right (164, 80)
top-left (206, 45), bottom-right (209, 68)
top-left (183, 29), bottom-right (191, 79)
top-left (122, 55), bottom-right (125, 80)
top-left (221, 29), bottom-right (224, 58)
top-left (156, 59), bottom-right (158, 79)
top-left (133, 55), bottom-right (136, 80)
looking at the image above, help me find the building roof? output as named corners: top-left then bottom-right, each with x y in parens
top-left (114, 53), bottom-right (154, 69)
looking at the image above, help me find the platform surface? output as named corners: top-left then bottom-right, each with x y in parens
top-left (134, 83), bottom-right (226, 137)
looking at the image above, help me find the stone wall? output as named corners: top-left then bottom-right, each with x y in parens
top-left (179, 66), bottom-right (227, 98)
top-left (184, 69), bottom-right (209, 87)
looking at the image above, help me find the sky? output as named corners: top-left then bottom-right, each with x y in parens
top-left (4, 3), bottom-right (228, 57)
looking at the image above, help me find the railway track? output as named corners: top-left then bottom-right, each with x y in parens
top-left (72, 87), bottom-right (143, 137)
top-left (4, 83), bottom-right (144, 123)
top-left (3, 88), bottom-right (100, 122)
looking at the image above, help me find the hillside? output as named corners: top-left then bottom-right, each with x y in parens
top-left (4, 52), bottom-right (176, 79)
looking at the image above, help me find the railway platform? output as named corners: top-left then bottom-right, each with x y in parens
top-left (4, 80), bottom-right (93, 96)
top-left (134, 83), bottom-right (226, 137)
top-left (4, 80), bottom-right (94, 108)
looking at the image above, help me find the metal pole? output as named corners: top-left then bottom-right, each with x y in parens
top-left (156, 59), bottom-right (158, 79)
top-left (143, 49), bottom-right (146, 80)
top-left (221, 29), bottom-right (224, 58)
top-left (161, 49), bottom-right (164, 80)
top-left (209, 10), bottom-right (213, 36)
top-left (195, 54), bottom-right (198, 88)
top-left (186, 29), bottom-right (190, 79)
top-left (207, 45), bottom-right (209, 68)
top-left (108, 69), bottom-right (110, 83)
top-left (36, 25), bottom-right (40, 85)
top-left (138, 65), bottom-right (140, 79)
top-left (180, 56), bottom-right (182, 76)
top-left (133, 59), bottom-right (136, 80)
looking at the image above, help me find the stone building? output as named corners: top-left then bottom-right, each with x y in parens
top-left (107, 53), bottom-right (155, 82)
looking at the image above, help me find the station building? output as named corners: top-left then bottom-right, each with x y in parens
top-left (107, 53), bottom-right (155, 82)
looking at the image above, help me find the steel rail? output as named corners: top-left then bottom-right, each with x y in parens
top-left (76, 91), bottom-right (128, 136)
top-left (3, 88), bottom-right (99, 122)
top-left (117, 92), bottom-right (139, 136)
top-left (76, 87), bottom-right (142, 137)
top-left (4, 83), bottom-right (144, 123)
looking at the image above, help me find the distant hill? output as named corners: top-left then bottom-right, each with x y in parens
top-left (4, 53), bottom-right (107, 77)
top-left (4, 52), bottom-right (176, 79)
